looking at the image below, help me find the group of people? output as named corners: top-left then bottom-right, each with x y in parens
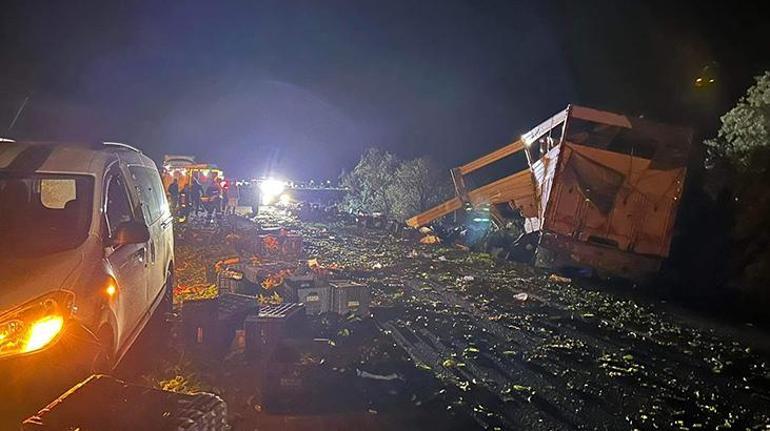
top-left (166, 173), bottom-right (240, 222)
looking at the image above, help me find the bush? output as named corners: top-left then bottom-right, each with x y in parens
top-left (341, 149), bottom-right (452, 221)
top-left (705, 71), bottom-right (770, 171)
top-left (705, 71), bottom-right (770, 302)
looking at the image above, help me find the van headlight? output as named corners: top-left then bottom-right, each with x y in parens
top-left (0, 291), bottom-right (74, 358)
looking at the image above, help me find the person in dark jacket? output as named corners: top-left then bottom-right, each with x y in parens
top-left (191, 176), bottom-right (202, 215)
top-left (204, 182), bottom-right (220, 222)
top-left (167, 178), bottom-right (180, 214)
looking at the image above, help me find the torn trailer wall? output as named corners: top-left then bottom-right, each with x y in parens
top-left (407, 105), bottom-right (693, 280)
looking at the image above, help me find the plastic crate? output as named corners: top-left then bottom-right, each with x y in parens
top-left (254, 233), bottom-right (303, 259)
top-left (330, 280), bottom-right (370, 317)
top-left (261, 342), bottom-right (304, 413)
top-left (281, 274), bottom-right (333, 315)
top-left (244, 303), bottom-right (306, 361)
top-left (240, 262), bottom-right (295, 284)
top-left (22, 374), bottom-right (228, 430)
top-left (280, 274), bottom-right (315, 302)
top-left (216, 267), bottom-right (244, 294)
top-left (297, 283), bottom-right (333, 315)
top-left (181, 293), bottom-right (258, 356)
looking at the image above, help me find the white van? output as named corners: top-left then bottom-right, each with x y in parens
top-left (0, 141), bottom-right (174, 388)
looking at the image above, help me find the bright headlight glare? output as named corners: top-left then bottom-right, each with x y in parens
top-left (0, 291), bottom-right (73, 358)
top-left (260, 179), bottom-right (286, 197)
top-left (24, 316), bottom-right (64, 352)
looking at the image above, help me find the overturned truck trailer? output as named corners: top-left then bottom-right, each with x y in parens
top-left (407, 105), bottom-right (693, 280)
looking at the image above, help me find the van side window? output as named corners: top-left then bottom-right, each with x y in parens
top-left (149, 169), bottom-right (170, 219)
top-left (105, 174), bottom-right (133, 236)
top-left (128, 166), bottom-right (162, 224)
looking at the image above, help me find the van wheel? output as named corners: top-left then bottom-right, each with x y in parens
top-left (161, 270), bottom-right (174, 318)
top-left (150, 271), bottom-right (174, 344)
top-left (90, 327), bottom-right (114, 374)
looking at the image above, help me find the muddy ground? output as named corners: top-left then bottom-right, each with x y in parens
top-left (65, 209), bottom-right (770, 430)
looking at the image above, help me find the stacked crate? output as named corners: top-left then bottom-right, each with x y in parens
top-left (329, 280), bottom-right (370, 317)
top-left (181, 293), bottom-right (258, 356)
top-left (282, 273), bottom-right (333, 315)
top-left (238, 261), bottom-right (296, 296)
top-left (254, 232), bottom-right (303, 260)
top-left (22, 374), bottom-right (228, 430)
top-left (216, 266), bottom-right (244, 294)
top-left (244, 303), bottom-right (306, 361)
top-left (261, 341), bottom-right (304, 413)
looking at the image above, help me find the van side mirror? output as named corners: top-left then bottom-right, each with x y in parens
top-left (111, 221), bottom-right (150, 246)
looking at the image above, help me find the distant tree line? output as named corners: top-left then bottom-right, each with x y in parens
top-left (340, 148), bottom-right (452, 221)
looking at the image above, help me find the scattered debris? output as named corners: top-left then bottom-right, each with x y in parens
top-left (548, 274), bottom-right (572, 284)
top-left (149, 210), bottom-right (770, 430)
top-left (356, 369), bottom-right (402, 381)
top-left (420, 235), bottom-right (441, 244)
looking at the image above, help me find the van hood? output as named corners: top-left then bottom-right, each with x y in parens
top-left (0, 250), bottom-right (83, 315)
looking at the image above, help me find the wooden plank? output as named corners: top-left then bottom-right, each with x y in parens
top-left (466, 169), bottom-right (534, 205)
top-left (406, 197), bottom-right (463, 227)
top-left (407, 168), bottom-right (537, 228)
top-left (457, 140), bottom-right (525, 175)
top-left (570, 105), bottom-right (632, 129)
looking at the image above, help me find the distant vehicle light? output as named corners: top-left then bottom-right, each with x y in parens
top-left (260, 179), bottom-right (286, 198)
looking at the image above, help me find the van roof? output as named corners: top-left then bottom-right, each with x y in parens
top-left (0, 141), bottom-right (157, 175)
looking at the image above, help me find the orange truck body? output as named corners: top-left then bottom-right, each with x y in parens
top-left (161, 155), bottom-right (224, 192)
top-left (407, 105), bottom-right (692, 280)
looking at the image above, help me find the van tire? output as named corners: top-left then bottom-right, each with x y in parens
top-left (90, 326), bottom-right (115, 374)
top-left (152, 270), bottom-right (174, 342)
top-left (161, 270), bottom-right (174, 317)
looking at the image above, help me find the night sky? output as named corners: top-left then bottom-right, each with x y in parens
top-left (1, 0), bottom-right (768, 179)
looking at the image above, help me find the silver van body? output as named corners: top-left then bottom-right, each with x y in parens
top-left (0, 141), bottom-right (174, 372)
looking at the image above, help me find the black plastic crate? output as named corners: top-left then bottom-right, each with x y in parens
top-left (22, 374), bottom-right (228, 430)
top-left (280, 273), bottom-right (313, 302)
top-left (244, 303), bottom-right (306, 361)
top-left (261, 342), bottom-right (305, 413)
top-left (296, 283), bottom-right (332, 315)
top-left (181, 293), bottom-right (258, 356)
top-left (281, 273), bottom-right (333, 315)
top-left (216, 267), bottom-right (244, 294)
top-left (330, 280), bottom-right (370, 317)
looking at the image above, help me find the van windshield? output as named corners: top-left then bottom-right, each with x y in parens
top-left (0, 173), bottom-right (94, 257)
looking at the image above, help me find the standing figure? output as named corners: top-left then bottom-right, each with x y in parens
top-left (167, 178), bottom-right (180, 215)
top-left (204, 181), bottom-right (221, 222)
top-left (226, 182), bottom-right (240, 215)
top-left (191, 176), bottom-right (202, 216)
